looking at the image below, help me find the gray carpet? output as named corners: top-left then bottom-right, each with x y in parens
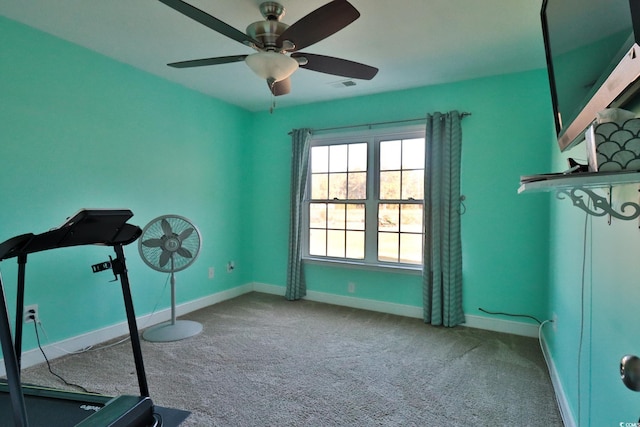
top-left (20, 292), bottom-right (562, 426)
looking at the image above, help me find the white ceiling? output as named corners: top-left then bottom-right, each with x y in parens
top-left (0, 0), bottom-right (546, 112)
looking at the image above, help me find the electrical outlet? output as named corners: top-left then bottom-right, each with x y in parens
top-left (552, 313), bottom-right (558, 331)
top-left (208, 267), bottom-right (215, 279)
top-left (24, 304), bottom-right (38, 324)
top-left (348, 282), bottom-right (356, 293)
top-left (227, 261), bottom-right (235, 272)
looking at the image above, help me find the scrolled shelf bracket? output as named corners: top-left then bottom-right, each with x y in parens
top-left (556, 187), bottom-right (640, 221)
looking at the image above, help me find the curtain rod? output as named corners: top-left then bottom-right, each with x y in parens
top-left (291, 112), bottom-right (471, 135)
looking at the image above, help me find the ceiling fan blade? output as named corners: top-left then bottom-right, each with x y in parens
top-left (276, 0), bottom-right (360, 52)
top-left (157, 0), bottom-right (262, 49)
top-left (269, 78), bottom-right (291, 96)
top-left (168, 55), bottom-right (247, 68)
top-left (292, 53), bottom-right (378, 80)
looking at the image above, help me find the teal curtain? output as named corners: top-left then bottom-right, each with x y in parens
top-left (285, 128), bottom-right (312, 300)
top-left (423, 111), bottom-right (465, 327)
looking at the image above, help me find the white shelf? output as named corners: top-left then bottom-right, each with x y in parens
top-left (519, 170), bottom-right (640, 221)
top-left (518, 171), bottom-right (640, 194)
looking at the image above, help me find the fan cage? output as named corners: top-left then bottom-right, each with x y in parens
top-left (138, 215), bottom-right (202, 273)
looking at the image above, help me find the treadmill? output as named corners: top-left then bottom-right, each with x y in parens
top-left (0, 209), bottom-right (162, 426)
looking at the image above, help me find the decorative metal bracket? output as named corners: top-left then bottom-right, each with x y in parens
top-left (556, 187), bottom-right (640, 221)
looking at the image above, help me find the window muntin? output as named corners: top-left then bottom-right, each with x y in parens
top-left (305, 129), bottom-right (425, 267)
top-left (309, 142), bottom-right (367, 260)
top-left (309, 202), bottom-right (366, 259)
top-left (310, 143), bottom-right (367, 201)
top-left (377, 137), bottom-right (425, 265)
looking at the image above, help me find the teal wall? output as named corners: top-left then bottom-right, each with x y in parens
top-left (13, 11), bottom-right (636, 427)
top-left (546, 143), bottom-right (640, 424)
top-left (0, 14), bottom-right (554, 348)
top-left (0, 16), bottom-right (252, 351)
top-left (248, 71), bottom-right (552, 319)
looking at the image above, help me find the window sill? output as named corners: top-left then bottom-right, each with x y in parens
top-left (302, 257), bottom-right (422, 275)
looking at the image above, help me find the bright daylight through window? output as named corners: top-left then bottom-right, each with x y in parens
top-left (304, 129), bottom-right (425, 267)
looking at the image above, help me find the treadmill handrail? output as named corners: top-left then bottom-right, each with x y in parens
top-left (0, 234), bottom-right (34, 261)
top-left (0, 210), bottom-right (141, 261)
top-left (0, 209), bottom-right (151, 427)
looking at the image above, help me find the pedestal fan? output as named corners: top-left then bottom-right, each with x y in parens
top-left (138, 214), bottom-right (202, 341)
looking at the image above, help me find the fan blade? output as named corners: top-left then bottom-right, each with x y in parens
top-left (169, 55), bottom-right (247, 68)
top-left (177, 247), bottom-right (193, 258)
top-left (269, 78), bottom-right (291, 96)
top-left (157, 0), bottom-right (262, 48)
top-left (292, 53), bottom-right (378, 80)
top-left (277, 0), bottom-right (359, 52)
top-left (159, 250), bottom-right (172, 268)
top-left (161, 218), bottom-right (173, 237)
top-left (142, 238), bottom-right (164, 248)
top-left (178, 228), bottom-right (194, 240)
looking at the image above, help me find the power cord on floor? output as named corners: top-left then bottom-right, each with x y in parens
top-left (23, 273), bottom-right (171, 392)
top-left (31, 319), bottom-right (92, 393)
top-left (36, 273), bottom-right (170, 355)
top-left (478, 307), bottom-right (542, 325)
top-left (478, 307), bottom-right (567, 421)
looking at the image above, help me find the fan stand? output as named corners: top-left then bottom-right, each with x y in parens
top-left (143, 268), bottom-right (203, 342)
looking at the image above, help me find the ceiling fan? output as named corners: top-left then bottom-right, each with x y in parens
top-left (157, 0), bottom-right (378, 97)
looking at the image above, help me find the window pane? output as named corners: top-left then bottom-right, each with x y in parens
top-left (400, 204), bottom-right (423, 233)
top-left (400, 233), bottom-right (423, 264)
top-left (327, 230), bottom-right (346, 257)
top-left (378, 232), bottom-right (398, 262)
top-left (328, 173), bottom-right (347, 199)
top-left (309, 229), bottom-right (326, 256)
top-left (346, 204), bottom-right (365, 230)
top-left (346, 231), bottom-right (365, 259)
top-left (309, 203), bottom-right (327, 228)
top-left (329, 144), bottom-right (348, 172)
top-left (327, 204), bottom-right (345, 229)
top-left (380, 140), bottom-right (401, 170)
top-left (307, 134), bottom-right (425, 265)
top-left (311, 173), bottom-right (328, 199)
top-left (311, 146), bottom-right (329, 173)
top-left (402, 170), bottom-right (424, 200)
top-left (348, 172), bottom-right (367, 199)
top-left (380, 171), bottom-right (401, 199)
top-left (349, 143), bottom-right (367, 172)
top-left (402, 138), bottom-right (425, 169)
top-left (378, 204), bottom-right (399, 232)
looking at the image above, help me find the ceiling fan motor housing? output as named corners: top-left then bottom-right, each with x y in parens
top-left (246, 2), bottom-right (290, 51)
top-left (246, 21), bottom-right (288, 51)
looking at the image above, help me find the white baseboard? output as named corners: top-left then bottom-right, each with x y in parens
top-left (1, 284), bottom-right (254, 376)
top-left (1, 282), bottom-right (542, 376)
top-left (463, 314), bottom-right (539, 338)
top-left (253, 282), bottom-right (423, 317)
top-left (252, 282), bottom-right (539, 337)
top-left (540, 328), bottom-right (577, 427)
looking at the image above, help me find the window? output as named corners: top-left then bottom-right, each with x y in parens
top-left (304, 128), bottom-right (425, 267)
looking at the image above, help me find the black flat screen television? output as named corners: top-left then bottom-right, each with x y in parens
top-left (542, 0), bottom-right (640, 151)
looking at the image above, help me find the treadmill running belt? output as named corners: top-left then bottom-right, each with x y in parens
top-left (0, 381), bottom-right (191, 426)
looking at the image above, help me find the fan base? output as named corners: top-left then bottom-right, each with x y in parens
top-left (142, 320), bottom-right (203, 342)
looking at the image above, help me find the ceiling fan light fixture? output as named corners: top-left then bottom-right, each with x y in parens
top-left (245, 51), bottom-right (299, 82)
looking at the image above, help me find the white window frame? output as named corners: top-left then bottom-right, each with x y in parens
top-left (302, 125), bottom-right (425, 272)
